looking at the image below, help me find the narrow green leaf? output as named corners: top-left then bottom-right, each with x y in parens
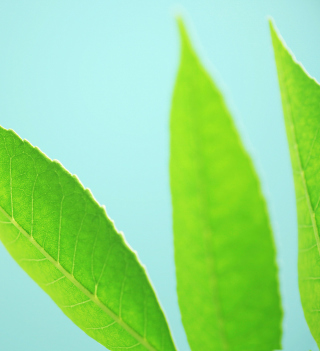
top-left (0, 126), bottom-right (176, 351)
top-left (270, 19), bottom-right (320, 347)
top-left (170, 18), bottom-right (282, 351)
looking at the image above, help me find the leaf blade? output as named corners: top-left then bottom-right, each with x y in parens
top-left (0, 127), bottom-right (176, 351)
top-left (270, 20), bottom-right (320, 347)
top-left (170, 18), bottom-right (282, 351)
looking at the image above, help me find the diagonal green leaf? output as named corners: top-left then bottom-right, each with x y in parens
top-left (0, 126), bottom-right (176, 351)
top-left (170, 18), bottom-right (282, 351)
top-left (270, 19), bottom-right (320, 347)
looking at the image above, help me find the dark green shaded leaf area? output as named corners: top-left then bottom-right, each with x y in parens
top-left (271, 20), bottom-right (320, 348)
top-left (170, 19), bottom-right (282, 351)
top-left (0, 126), bottom-right (176, 351)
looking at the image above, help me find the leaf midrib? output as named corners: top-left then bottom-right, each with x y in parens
top-left (183, 56), bottom-right (229, 350)
top-left (0, 205), bottom-right (157, 351)
top-left (278, 52), bottom-right (320, 256)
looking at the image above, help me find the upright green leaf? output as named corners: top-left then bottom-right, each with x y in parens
top-left (0, 126), bottom-right (176, 351)
top-left (170, 18), bottom-right (282, 351)
top-left (270, 20), bottom-right (320, 347)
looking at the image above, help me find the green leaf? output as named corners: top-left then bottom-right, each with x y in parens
top-left (0, 126), bottom-right (176, 351)
top-left (170, 18), bottom-right (282, 351)
top-left (270, 19), bottom-right (320, 347)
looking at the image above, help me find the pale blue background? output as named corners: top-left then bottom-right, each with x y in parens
top-left (0, 1), bottom-right (319, 350)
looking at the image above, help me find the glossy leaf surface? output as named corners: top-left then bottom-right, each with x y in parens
top-left (0, 126), bottom-right (176, 351)
top-left (270, 20), bottom-right (320, 347)
top-left (170, 19), bottom-right (282, 351)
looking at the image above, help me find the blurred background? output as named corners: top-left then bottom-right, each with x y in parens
top-left (0, 1), bottom-right (319, 350)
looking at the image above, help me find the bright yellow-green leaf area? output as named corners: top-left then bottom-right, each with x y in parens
top-left (0, 126), bottom-right (176, 351)
top-left (170, 19), bottom-right (282, 351)
top-left (270, 20), bottom-right (320, 348)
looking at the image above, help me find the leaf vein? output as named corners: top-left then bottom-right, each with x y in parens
top-left (0, 205), bottom-right (157, 351)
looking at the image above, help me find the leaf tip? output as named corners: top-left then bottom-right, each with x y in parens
top-left (175, 16), bottom-right (190, 49)
top-left (267, 16), bottom-right (276, 31)
top-left (268, 17), bottom-right (282, 47)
